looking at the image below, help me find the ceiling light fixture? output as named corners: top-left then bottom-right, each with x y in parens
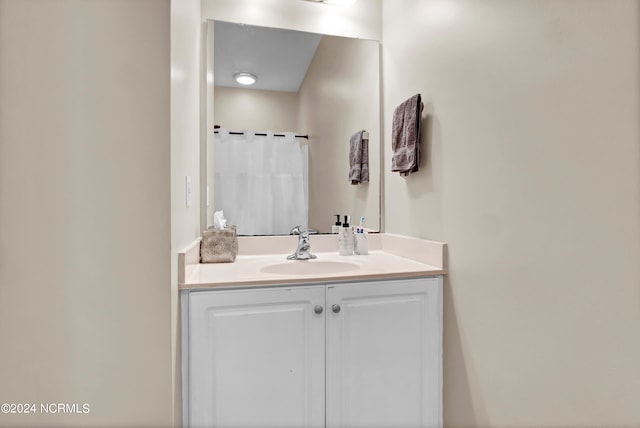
top-left (234, 72), bottom-right (257, 85)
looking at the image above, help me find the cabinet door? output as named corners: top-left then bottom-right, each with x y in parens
top-left (326, 277), bottom-right (443, 428)
top-left (188, 285), bottom-right (326, 428)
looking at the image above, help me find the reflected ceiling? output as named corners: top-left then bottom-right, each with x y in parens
top-left (214, 22), bottom-right (322, 92)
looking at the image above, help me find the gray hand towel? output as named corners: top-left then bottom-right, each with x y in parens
top-left (391, 94), bottom-right (423, 176)
top-left (348, 130), bottom-right (369, 185)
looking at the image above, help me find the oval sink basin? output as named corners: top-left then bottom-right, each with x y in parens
top-left (260, 260), bottom-right (360, 276)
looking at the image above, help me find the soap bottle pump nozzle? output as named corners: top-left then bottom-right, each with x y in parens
top-left (334, 214), bottom-right (342, 226)
top-left (343, 215), bottom-right (350, 228)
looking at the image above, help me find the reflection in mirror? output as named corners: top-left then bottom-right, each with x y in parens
top-left (214, 129), bottom-right (309, 235)
top-left (208, 21), bottom-right (380, 235)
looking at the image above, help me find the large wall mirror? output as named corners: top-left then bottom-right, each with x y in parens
top-left (205, 20), bottom-right (380, 236)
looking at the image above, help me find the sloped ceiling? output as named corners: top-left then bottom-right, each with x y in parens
top-left (214, 21), bottom-right (322, 93)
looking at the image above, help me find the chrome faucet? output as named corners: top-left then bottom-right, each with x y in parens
top-left (287, 226), bottom-right (317, 260)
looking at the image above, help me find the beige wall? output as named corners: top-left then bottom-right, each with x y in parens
top-left (0, 1), bottom-right (172, 427)
top-left (299, 35), bottom-right (381, 232)
top-left (170, 0), bottom-right (201, 425)
top-left (382, 0), bottom-right (640, 426)
top-left (214, 87), bottom-right (300, 132)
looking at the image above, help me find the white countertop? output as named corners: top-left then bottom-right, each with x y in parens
top-left (181, 250), bottom-right (444, 289)
top-left (179, 234), bottom-right (447, 290)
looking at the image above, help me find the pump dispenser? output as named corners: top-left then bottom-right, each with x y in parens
top-left (332, 214), bottom-right (342, 234)
top-left (354, 216), bottom-right (368, 255)
top-left (338, 215), bottom-right (354, 256)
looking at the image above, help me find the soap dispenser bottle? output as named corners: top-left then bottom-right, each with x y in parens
top-left (354, 216), bottom-right (368, 255)
top-left (338, 215), bottom-right (354, 256)
top-left (332, 214), bottom-right (342, 234)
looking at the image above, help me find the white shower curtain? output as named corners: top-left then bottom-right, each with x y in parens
top-left (214, 129), bottom-right (308, 235)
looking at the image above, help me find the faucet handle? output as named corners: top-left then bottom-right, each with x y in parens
top-left (290, 225), bottom-right (319, 235)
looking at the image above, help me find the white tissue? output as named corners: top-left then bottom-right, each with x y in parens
top-left (213, 210), bottom-right (227, 229)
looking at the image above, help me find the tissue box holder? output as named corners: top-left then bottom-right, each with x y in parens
top-left (200, 226), bottom-right (238, 263)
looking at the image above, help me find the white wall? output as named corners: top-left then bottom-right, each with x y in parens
top-left (170, 0), bottom-right (202, 425)
top-left (0, 1), bottom-right (172, 426)
top-left (202, 0), bottom-right (382, 40)
top-left (214, 87), bottom-right (300, 132)
top-left (383, 0), bottom-right (640, 426)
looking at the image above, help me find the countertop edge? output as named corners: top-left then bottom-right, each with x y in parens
top-left (179, 268), bottom-right (445, 291)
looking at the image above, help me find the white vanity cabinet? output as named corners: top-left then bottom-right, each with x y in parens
top-left (183, 276), bottom-right (443, 428)
top-left (186, 285), bottom-right (326, 428)
top-left (326, 278), bottom-right (443, 428)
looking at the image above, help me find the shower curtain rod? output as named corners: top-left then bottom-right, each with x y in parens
top-left (213, 129), bottom-right (309, 140)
